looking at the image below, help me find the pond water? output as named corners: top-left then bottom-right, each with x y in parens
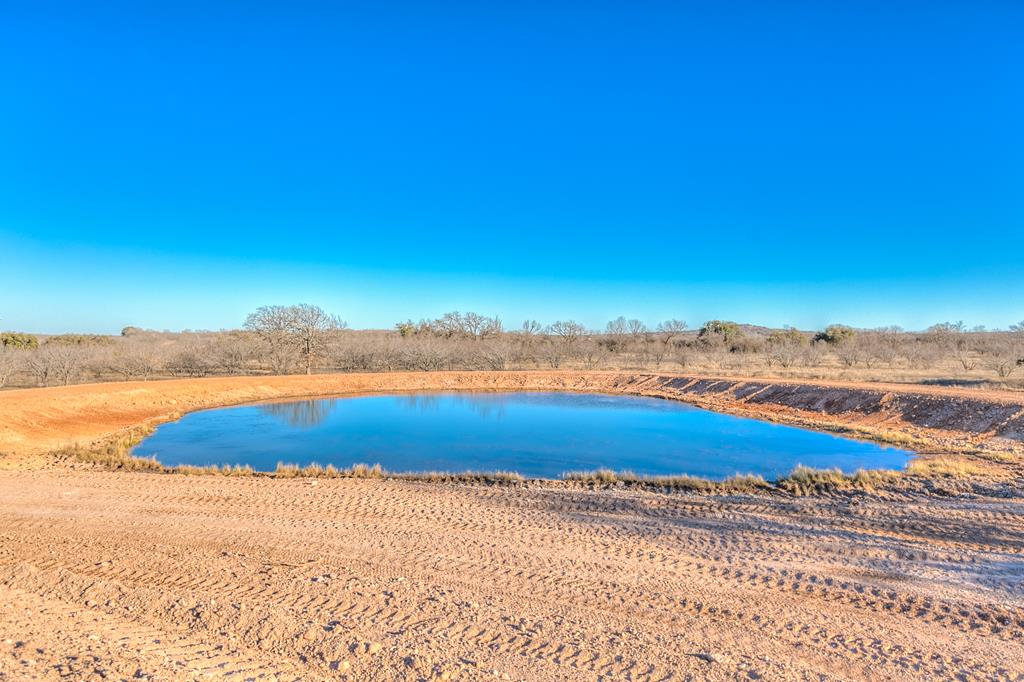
top-left (133, 392), bottom-right (910, 480)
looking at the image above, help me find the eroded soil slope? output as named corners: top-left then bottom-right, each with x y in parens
top-left (1, 469), bottom-right (1023, 681)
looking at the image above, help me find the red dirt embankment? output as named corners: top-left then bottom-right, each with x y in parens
top-left (1, 372), bottom-right (1022, 461)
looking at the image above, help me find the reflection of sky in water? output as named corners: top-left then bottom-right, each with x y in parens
top-left (137, 392), bottom-right (911, 480)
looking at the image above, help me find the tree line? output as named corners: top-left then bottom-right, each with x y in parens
top-left (1, 305), bottom-right (1023, 389)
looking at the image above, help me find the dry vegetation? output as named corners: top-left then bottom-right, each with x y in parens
top-left (2, 307), bottom-right (1023, 391)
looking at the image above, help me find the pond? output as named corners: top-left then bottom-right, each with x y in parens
top-left (133, 392), bottom-right (910, 480)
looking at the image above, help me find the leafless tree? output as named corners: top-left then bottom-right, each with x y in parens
top-left (462, 312), bottom-right (486, 337)
top-left (476, 339), bottom-right (515, 370)
top-left (291, 304), bottom-right (346, 374)
top-left (166, 343), bottom-right (214, 377)
top-left (245, 304), bottom-right (344, 375)
top-left (765, 328), bottom-right (806, 368)
top-left (400, 338), bottom-right (448, 371)
top-left (24, 347), bottom-right (54, 386)
top-left (626, 319), bottom-right (648, 340)
top-left (245, 305), bottom-right (296, 373)
top-left (211, 332), bottom-right (257, 375)
top-left (539, 338), bottom-right (565, 368)
top-left (982, 337), bottom-right (1023, 380)
top-left (656, 319), bottom-right (687, 342)
top-left (107, 344), bottom-right (162, 380)
top-left (0, 346), bottom-right (22, 388)
top-left (578, 339), bottom-right (610, 369)
top-left (435, 311), bottom-right (464, 338)
top-left (672, 341), bottom-right (694, 369)
top-left (605, 317), bottom-right (628, 350)
top-left (835, 338), bottom-right (863, 367)
top-left (520, 320), bottom-right (542, 337)
top-left (654, 319), bottom-right (687, 365)
top-left (24, 344), bottom-right (90, 386)
top-left (548, 320), bottom-right (585, 346)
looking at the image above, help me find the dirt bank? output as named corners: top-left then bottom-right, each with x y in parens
top-left (1, 372), bottom-right (1022, 464)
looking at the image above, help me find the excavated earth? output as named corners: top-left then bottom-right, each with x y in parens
top-left (1, 372), bottom-right (1023, 681)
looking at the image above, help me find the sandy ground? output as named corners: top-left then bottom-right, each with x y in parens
top-left (1, 470), bottom-right (1022, 681)
top-left (1, 374), bottom-right (1023, 680)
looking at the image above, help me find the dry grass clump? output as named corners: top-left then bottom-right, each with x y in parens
top-left (777, 465), bottom-right (902, 495)
top-left (393, 470), bottom-right (525, 484)
top-left (271, 461), bottom-right (524, 484)
top-left (75, 448), bottom-right (163, 471)
top-left (174, 463), bottom-right (255, 476)
top-left (274, 461), bottom-right (385, 479)
top-left (906, 457), bottom-right (986, 478)
top-left (563, 469), bottom-right (769, 493)
top-left (62, 425), bottom-right (162, 471)
top-left (63, 443), bottom-right (162, 472)
top-left (564, 468), bottom-right (620, 484)
top-left (849, 468), bottom-right (902, 487)
top-left (817, 424), bottom-right (927, 449)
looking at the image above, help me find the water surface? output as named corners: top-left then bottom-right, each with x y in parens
top-left (134, 392), bottom-right (909, 479)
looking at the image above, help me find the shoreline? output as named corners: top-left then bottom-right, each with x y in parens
top-left (2, 371), bottom-right (1020, 495)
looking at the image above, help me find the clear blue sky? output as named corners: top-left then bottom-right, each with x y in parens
top-left (2, 1), bottom-right (1021, 334)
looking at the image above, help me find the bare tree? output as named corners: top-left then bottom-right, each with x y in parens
top-left (520, 320), bottom-right (542, 337)
top-left (605, 317), bottom-right (628, 347)
top-left (462, 312), bottom-right (486, 337)
top-left (672, 341), bottom-right (694, 369)
top-left (166, 342), bottom-right (214, 377)
top-left (0, 346), bottom-right (22, 388)
top-left (27, 344), bottom-right (90, 386)
top-left (655, 319), bottom-right (687, 366)
top-left (24, 347), bottom-right (54, 386)
top-left (656, 319), bottom-right (687, 342)
top-left (211, 332), bottom-right (257, 375)
top-left (290, 304), bottom-right (345, 374)
top-left (400, 337), bottom-right (448, 371)
top-left (626, 319), bottom-right (648, 339)
top-left (982, 337), bottom-right (1023, 380)
top-left (245, 305), bottom-right (296, 373)
top-left (107, 344), bottom-right (162, 381)
top-left (765, 328), bottom-right (807, 368)
top-left (476, 339), bottom-right (515, 370)
top-left (539, 338), bottom-right (565, 368)
top-left (245, 304), bottom-right (344, 375)
top-left (435, 311), bottom-right (464, 338)
top-left (548, 320), bottom-right (585, 346)
top-left (578, 339), bottom-right (610, 369)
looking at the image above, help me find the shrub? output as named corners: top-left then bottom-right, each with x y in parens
top-left (0, 332), bottom-right (38, 349)
top-left (698, 320), bottom-right (741, 346)
top-left (815, 324), bottom-right (856, 346)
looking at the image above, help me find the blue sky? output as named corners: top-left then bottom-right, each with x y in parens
top-left (2, 1), bottom-right (1021, 334)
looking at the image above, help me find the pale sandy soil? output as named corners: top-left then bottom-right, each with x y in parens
top-left (1, 373), bottom-right (1023, 681)
top-left (1, 470), bottom-right (1022, 681)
